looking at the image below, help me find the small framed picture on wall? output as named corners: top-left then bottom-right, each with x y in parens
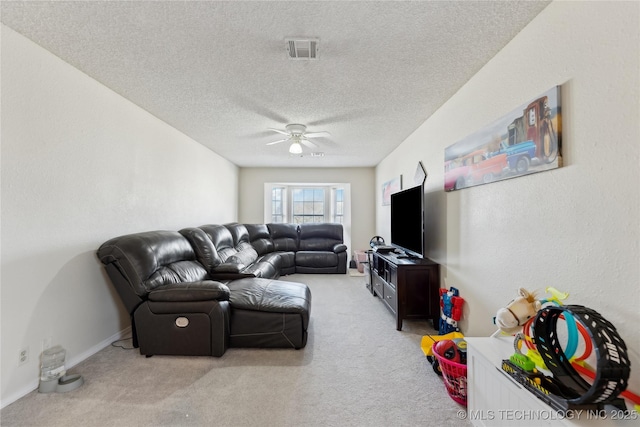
top-left (382, 175), bottom-right (402, 205)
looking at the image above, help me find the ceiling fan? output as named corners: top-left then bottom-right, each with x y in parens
top-left (266, 124), bottom-right (331, 154)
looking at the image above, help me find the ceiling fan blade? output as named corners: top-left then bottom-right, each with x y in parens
top-left (266, 138), bottom-right (290, 146)
top-left (304, 131), bottom-right (331, 138)
top-left (267, 128), bottom-right (291, 136)
top-left (232, 95), bottom-right (290, 124)
top-left (300, 139), bottom-right (318, 148)
top-left (308, 109), bottom-right (373, 127)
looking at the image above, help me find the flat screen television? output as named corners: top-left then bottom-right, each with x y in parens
top-left (390, 184), bottom-right (424, 258)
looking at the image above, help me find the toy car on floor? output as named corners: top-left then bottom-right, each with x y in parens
top-left (421, 332), bottom-right (465, 375)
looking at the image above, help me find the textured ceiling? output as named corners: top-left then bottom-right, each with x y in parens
top-left (1, 1), bottom-right (550, 168)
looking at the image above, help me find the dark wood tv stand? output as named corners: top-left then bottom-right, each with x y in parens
top-left (370, 251), bottom-right (440, 330)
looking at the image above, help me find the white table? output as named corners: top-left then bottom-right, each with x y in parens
top-left (465, 336), bottom-right (638, 427)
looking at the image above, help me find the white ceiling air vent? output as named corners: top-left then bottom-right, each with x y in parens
top-left (286, 38), bottom-right (319, 60)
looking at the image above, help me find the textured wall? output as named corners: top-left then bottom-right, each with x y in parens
top-left (376, 1), bottom-right (639, 391)
top-left (1, 25), bottom-right (238, 405)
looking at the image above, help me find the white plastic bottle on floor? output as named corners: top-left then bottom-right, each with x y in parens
top-left (40, 345), bottom-right (66, 381)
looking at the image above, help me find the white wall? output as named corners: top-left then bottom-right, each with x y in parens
top-left (239, 167), bottom-right (375, 255)
top-left (377, 1), bottom-right (639, 392)
top-left (0, 26), bottom-right (239, 406)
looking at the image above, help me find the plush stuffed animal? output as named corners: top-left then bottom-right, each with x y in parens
top-left (494, 288), bottom-right (542, 335)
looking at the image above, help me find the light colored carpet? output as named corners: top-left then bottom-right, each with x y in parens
top-left (1, 274), bottom-right (470, 427)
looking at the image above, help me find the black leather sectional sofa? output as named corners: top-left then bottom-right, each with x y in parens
top-left (97, 222), bottom-right (347, 357)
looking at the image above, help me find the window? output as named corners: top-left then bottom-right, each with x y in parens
top-left (268, 184), bottom-right (345, 224)
top-left (333, 188), bottom-right (344, 224)
top-left (292, 188), bottom-right (325, 223)
top-left (271, 187), bottom-right (285, 223)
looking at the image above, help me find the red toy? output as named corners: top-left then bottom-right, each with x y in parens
top-left (439, 287), bottom-right (465, 334)
top-left (434, 339), bottom-right (462, 363)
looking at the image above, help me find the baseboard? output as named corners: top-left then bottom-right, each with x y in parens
top-left (0, 327), bottom-right (132, 410)
top-left (66, 326), bottom-right (132, 369)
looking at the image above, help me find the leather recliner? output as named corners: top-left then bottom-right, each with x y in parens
top-left (97, 231), bottom-right (231, 357)
top-left (296, 223), bottom-right (348, 274)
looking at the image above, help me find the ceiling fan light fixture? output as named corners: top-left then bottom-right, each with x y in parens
top-left (266, 123), bottom-right (329, 154)
top-left (286, 124), bottom-right (307, 135)
top-left (289, 141), bottom-right (303, 154)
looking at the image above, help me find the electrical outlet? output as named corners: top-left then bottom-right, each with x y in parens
top-left (18, 347), bottom-right (29, 366)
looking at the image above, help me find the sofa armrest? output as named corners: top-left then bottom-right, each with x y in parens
top-left (148, 280), bottom-right (230, 302)
top-left (214, 262), bottom-right (246, 274)
top-left (333, 243), bottom-right (347, 254)
top-left (209, 263), bottom-right (259, 280)
top-left (209, 272), bottom-right (259, 280)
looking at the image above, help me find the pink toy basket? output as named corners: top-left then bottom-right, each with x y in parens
top-left (432, 342), bottom-right (468, 405)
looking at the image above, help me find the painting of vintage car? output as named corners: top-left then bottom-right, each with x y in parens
top-left (444, 86), bottom-right (562, 191)
top-left (444, 160), bottom-right (470, 191)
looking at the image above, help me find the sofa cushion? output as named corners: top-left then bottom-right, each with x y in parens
top-left (295, 251), bottom-right (339, 268)
top-left (225, 223), bottom-right (250, 245)
top-left (267, 223), bottom-right (299, 251)
top-left (180, 226), bottom-right (224, 271)
top-left (199, 224), bottom-right (237, 262)
top-left (245, 224), bottom-right (275, 255)
top-left (145, 260), bottom-right (210, 291)
top-left (225, 223), bottom-right (256, 254)
top-left (97, 230), bottom-right (208, 295)
top-left (274, 251), bottom-right (296, 270)
top-left (227, 247), bottom-right (259, 267)
top-left (227, 278), bottom-right (311, 326)
top-left (257, 252), bottom-right (283, 272)
top-left (298, 223), bottom-right (344, 251)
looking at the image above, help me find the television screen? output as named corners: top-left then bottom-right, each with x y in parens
top-left (390, 185), bottom-right (424, 258)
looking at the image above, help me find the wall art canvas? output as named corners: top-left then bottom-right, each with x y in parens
top-left (444, 86), bottom-right (562, 192)
top-left (382, 175), bottom-right (402, 205)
